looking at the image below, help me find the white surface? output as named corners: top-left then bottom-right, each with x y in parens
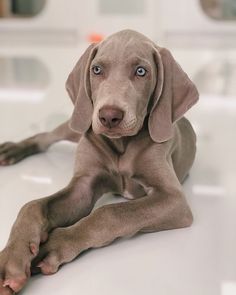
top-left (0, 44), bottom-right (236, 295)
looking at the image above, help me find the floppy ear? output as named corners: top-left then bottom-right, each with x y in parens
top-left (148, 47), bottom-right (199, 143)
top-left (66, 43), bottom-right (97, 133)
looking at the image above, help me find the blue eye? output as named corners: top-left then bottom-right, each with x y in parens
top-left (135, 67), bottom-right (146, 77)
top-left (92, 66), bottom-right (102, 75)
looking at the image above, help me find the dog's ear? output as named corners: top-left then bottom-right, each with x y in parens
top-left (66, 43), bottom-right (97, 133)
top-left (148, 47), bottom-right (199, 143)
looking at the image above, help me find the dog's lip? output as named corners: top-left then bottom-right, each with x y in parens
top-left (94, 121), bottom-right (140, 137)
top-left (99, 126), bottom-right (138, 138)
top-left (102, 129), bottom-right (123, 137)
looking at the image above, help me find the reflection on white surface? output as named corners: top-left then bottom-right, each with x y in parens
top-left (221, 281), bottom-right (236, 295)
top-left (21, 174), bottom-right (52, 184)
top-left (0, 89), bottom-right (45, 102)
top-left (193, 184), bottom-right (226, 196)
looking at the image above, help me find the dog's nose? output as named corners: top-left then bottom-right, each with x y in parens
top-left (99, 107), bottom-right (124, 128)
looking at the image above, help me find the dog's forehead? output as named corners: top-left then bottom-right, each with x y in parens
top-left (96, 30), bottom-right (154, 62)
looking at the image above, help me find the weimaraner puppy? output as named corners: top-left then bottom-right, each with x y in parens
top-left (0, 30), bottom-right (199, 294)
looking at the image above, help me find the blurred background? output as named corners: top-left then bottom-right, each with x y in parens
top-left (0, 1), bottom-right (236, 295)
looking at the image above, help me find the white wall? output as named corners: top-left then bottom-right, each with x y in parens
top-left (0, 0), bottom-right (162, 44)
top-left (0, 0), bottom-right (80, 44)
top-left (160, 0), bottom-right (236, 33)
top-left (0, 0), bottom-right (77, 30)
top-left (1, 0), bottom-right (236, 46)
top-left (74, 0), bottom-right (161, 41)
top-left (157, 0), bottom-right (236, 47)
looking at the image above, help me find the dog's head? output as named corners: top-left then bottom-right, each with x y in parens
top-left (66, 30), bottom-right (199, 142)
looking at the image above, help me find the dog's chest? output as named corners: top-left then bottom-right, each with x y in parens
top-left (121, 176), bottom-right (146, 199)
top-left (118, 155), bottom-right (146, 200)
top-left (111, 134), bottom-right (151, 199)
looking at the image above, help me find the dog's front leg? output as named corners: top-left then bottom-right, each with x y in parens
top-left (35, 178), bottom-right (193, 275)
top-left (0, 120), bottom-right (80, 166)
top-left (0, 172), bottom-right (120, 295)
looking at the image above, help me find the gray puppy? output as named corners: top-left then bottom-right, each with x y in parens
top-left (0, 30), bottom-right (198, 294)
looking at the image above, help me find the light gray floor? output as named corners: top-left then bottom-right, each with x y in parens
top-left (0, 44), bottom-right (236, 295)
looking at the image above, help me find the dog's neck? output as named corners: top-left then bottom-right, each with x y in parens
top-left (86, 128), bottom-right (129, 155)
top-left (101, 135), bottom-right (129, 154)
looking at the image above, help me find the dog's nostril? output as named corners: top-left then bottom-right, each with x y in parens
top-left (100, 117), bottom-right (107, 124)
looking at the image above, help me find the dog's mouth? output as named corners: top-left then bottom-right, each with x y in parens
top-left (98, 125), bottom-right (140, 138)
top-left (102, 129), bottom-right (124, 138)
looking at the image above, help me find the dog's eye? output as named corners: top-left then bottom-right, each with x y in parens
top-left (135, 67), bottom-right (146, 77)
top-left (92, 66), bottom-right (102, 75)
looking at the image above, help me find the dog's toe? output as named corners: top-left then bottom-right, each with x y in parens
top-left (37, 253), bottom-right (61, 275)
top-left (3, 276), bottom-right (27, 293)
top-left (0, 280), bottom-right (13, 295)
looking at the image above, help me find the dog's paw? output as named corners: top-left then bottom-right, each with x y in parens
top-left (0, 279), bottom-right (14, 295)
top-left (0, 243), bottom-right (35, 294)
top-left (32, 228), bottom-right (79, 275)
top-left (0, 141), bottom-right (39, 166)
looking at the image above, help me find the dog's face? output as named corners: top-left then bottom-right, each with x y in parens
top-left (90, 40), bottom-right (157, 138)
top-left (66, 30), bottom-right (199, 143)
